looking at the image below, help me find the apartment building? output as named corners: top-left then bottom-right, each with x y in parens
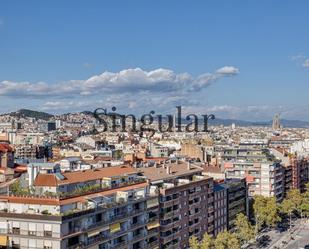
top-left (224, 160), bottom-right (284, 201)
top-left (290, 155), bottom-right (309, 192)
top-left (0, 166), bottom-right (160, 249)
top-left (136, 162), bottom-right (214, 249)
top-left (271, 148), bottom-right (309, 193)
top-left (222, 148), bottom-right (284, 201)
top-left (213, 184), bottom-right (227, 236)
top-left (14, 144), bottom-right (52, 160)
top-left (224, 179), bottom-right (248, 230)
top-left (148, 144), bottom-right (169, 158)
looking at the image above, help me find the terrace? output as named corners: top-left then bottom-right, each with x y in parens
top-left (0, 180), bottom-right (157, 220)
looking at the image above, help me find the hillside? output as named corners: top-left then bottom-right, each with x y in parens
top-left (9, 109), bottom-right (54, 120)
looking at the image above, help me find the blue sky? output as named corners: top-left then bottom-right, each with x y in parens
top-left (0, 1), bottom-right (309, 120)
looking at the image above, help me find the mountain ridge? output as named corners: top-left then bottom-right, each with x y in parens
top-left (1, 109), bottom-right (309, 128)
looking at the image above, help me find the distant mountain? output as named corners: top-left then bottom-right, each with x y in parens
top-left (2, 109), bottom-right (309, 128)
top-left (8, 109), bottom-right (54, 120)
top-left (208, 118), bottom-right (309, 128)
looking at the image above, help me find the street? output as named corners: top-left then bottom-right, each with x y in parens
top-left (266, 218), bottom-right (309, 249)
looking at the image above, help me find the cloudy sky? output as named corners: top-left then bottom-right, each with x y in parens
top-left (1, 1), bottom-right (309, 120)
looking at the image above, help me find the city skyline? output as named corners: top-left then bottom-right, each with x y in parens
top-left (1, 1), bottom-right (309, 120)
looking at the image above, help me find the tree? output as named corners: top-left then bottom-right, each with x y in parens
top-left (214, 231), bottom-right (240, 249)
top-left (234, 213), bottom-right (255, 245)
top-left (301, 183), bottom-right (309, 216)
top-left (280, 188), bottom-right (306, 225)
top-left (189, 236), bottom-right (200, 249)
top-left (286, 189), bottom-right (303, 212)
top-left (200, 233), bottom-right (214, 249)
top-left (253, 196), bottom-right (281, 229)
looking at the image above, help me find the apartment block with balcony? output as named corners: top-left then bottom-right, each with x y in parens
top-left (224, 161), bottom-right (284, 202)
top-left (0, 166), bottom-right (160, 249)
top-left (271, 148), bottom-right (309, 193)
top-left (136, 161), bottom-right (214, 249)
top-left (222, 148), bottom-right (284, 202)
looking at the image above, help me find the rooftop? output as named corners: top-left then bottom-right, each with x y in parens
top-left (34, 165), bottom-right (137, 187)
top-left (136, 162), bottom-right (203, 182)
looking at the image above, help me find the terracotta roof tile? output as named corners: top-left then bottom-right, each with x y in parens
top-left (34, 174), bottom-right (58, 187)
top-left (34, 165), bottom-right (137, 187)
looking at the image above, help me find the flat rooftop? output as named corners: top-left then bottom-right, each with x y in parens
top-left (136, 162), bottom-right (203, 182)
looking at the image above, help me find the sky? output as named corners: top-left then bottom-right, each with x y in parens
top-left (0, 1), bottom-right (309, 121)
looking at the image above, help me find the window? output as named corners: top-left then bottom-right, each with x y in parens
top-left (44, 224), bottom-right (52, 237)
top-left (12, 222), bottom-right (20, 235)
top-left (28, 223), bottom-right (36, 236)
top-left (44, 231), bottom-right (52, 237)
top-left (12, 227), bottom-right (20, 235)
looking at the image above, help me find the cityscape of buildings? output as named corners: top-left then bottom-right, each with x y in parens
top-left (0, 111), bottom-right (307, 248)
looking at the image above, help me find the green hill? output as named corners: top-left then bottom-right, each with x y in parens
top-left (10, 109), bottom-right (54, 120)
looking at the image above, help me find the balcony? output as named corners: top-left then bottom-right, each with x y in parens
top-left (130, 220), bottom-right (145, 229)
top-left (161, 234), bottom-right (174, 244)
top-left (162, 211), bottom-right (174, 220)
top-left (132, 233), bottom-right (146, 243)
top-left (147, 240), bottom-right (159, 249)
top-left (0, 229), bottom-right (60, 238)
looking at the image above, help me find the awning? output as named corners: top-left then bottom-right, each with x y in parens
top-left (88, 225), bottom-right (109, 237)
top-left (147, 221), bottom-right (159, 230)
top-left (110, 223), bottom-right (120, 233)
top-left (88, 229), bottom-right (101, 237)
top-left (0, 236), bottom-right (7, 246)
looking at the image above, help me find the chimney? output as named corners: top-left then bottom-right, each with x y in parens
top-left (187, 161), bottom-right (190, 170)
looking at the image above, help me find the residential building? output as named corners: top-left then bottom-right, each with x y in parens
top-left (0, 166), bottom-right (160, 249)
top-left (136, 162), bottom-right (215, 249)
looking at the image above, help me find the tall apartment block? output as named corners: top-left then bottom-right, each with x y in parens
top-left (136, 162), bottom-right (215, 249)
top-left (0, 166), bottom-right (160, 249)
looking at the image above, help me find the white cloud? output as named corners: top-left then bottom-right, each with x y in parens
top-left (0, 67), bottom-right (239, 98)
top-left (0, 66), bottom-right (241, 115)
top-left (215, 66), bottom-right (239, 75)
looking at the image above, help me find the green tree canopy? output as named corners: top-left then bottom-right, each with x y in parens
top-left (189, 236), bottom-right (200, 249)
top-left (234, 213), bottom-right (255, 245)
top-left (253, 196), bottom-right (281, 229)
top-left (214, 231), bottom-right (240, 249)
top-left (200, 233), bottom-right (214, 249)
